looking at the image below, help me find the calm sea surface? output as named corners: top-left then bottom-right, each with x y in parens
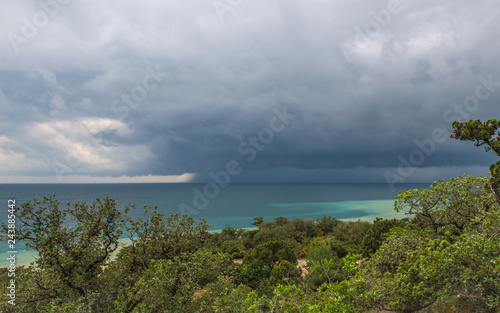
top-left (0, 183), bottom-right (429, 266)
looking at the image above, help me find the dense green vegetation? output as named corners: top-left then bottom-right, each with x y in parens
top-left (1, 118), bottom-right (499, 312)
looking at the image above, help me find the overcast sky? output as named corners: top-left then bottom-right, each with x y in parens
top-left (0, 0), bottom-right (499, 184)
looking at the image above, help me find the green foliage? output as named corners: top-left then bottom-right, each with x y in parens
top-left (243, 217), bottom-right (320, 250)
top-left (126, 208), bottom-right (210, 268)
top-left (330, 220), bottom-right (372, 253)
top-left (245, 240), bottom-right (297, 271)
top-left (247, 254), bottom-right (376, 313)
top-left (244, 290), bottom-right (272, 312)
top-left (316, 215), bottom-right (340, 235)
top-left (303, 236), bottom-right (351, 289)
top-left (316, 254), bottom-right (378, 313)
top-left (364, 173), bottom-right (500, 312)
top-left (318, 278), bottom-right (375, 313)
top-left (306, 257), bottom-right (344, 290)
top-left (207, 224), bottom-right (246, 258)
top-left (389, 238), bottom-right (445, 312)
top-left (248, 226), bottom-right (295, 247)
top-left (361, 217), bottom-right (407, 257)
top-left (382, 212), bottom-right (500, 312)
top-left (250, 216), bottom-right (264, 228)
top-left (452, 118), bottom-right (500, 199)
top-left (219, 239), bottom-right (245, 259)
top-left (0, 198), bottom-right (220, 312)
top-left (395, 174), bottom-right (495, 235)
top-left (108, 212), bottom-right (213, 312)
top-left (126, 250), bottom-right (233, 312)
top-left (289, 218), bottom-right (317, 238)
top-left (195, 278), bottom-right (252, 312)
top-left (273, 216), bottom-right (288, 226)
top-left (0, 196), bottom-right (131, 311)
top-left (236, 240), bottom-right (298, 292)
top-left (270, 260), bottom-right (302, 286)
top-left (431, 210), bottom-right (500, 311)
top-left (451, 118), bottom-right (500, 155)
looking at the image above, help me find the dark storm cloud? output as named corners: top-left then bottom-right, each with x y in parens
top-left (0, 0), bottom-right (499, 182)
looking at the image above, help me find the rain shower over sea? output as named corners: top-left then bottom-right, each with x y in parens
top-left (0, 183), bottom-right (428, 266)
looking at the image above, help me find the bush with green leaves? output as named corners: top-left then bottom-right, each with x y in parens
top-left (363, 173), bottom-right (500, 312)
top-left (303, 236), bottom-right (351, 289)
top-left (244, 240), bottom-right (298, 271)
top-left (395, 174), bottom-right (495, 236)
top-left (270, 260), bottom-right (302, 286)
top-left (245, 254), bottom-right (376, 313)
top-left (361, 217), bottom-right (408, 257)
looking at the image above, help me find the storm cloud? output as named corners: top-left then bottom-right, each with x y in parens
top-left (0, 0), bottom-right (499, 183)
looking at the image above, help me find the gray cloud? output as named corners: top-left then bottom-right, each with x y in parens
top-left (1, 0), bottom-right (499, 182)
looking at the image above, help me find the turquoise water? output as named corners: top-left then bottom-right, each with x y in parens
top-left (0, 183), bottom-right (427, 266)
top-left (267, 199), bottom-right (403, 221)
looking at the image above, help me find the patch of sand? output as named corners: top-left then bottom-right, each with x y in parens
top-left (297, 259), bottom-right (308, 278)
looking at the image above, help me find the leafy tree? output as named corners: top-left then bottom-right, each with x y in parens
top-left (101, 210), bottom-right (212, 312)
top-left (219, 239), bottom-right (245, 259)
top-left (247, 254), bottom-right (376, 313)
top-left (273, 216), bottom-right (288, 226)
top-left (204, 224), bottom-right (247, 257)
top-left (316, 216), bottom-right (340, 235)
top-left (194, 278), bottom-right (252, 312)
top-left (428, 210), bottom-right (500, 312)
top-left (0, 196), bottom-right (130, 311)
top-left (289, 218), bottom-right (317, 239)
top-left (126, 208), bottom-right (210, 267)
top-left (452, 118), bottom-right (500, 199)
top-left (238, 240), bottom-right (298, 290)
top-left (247, 226), bottom-right (297, 248)
top-left (244, 290), bottom-right (272, 312)
top-left (270, 260), bottom-right (302, 286)
top-left (366, 172), bottom-right (500, 312)
top-left (122, 249), bottom-right (234, 313)
top-left (361, 218), bottom-right (408, 257)
top-left (0, 197), bottom-right (218, 312)
top-left (330, 220), bottom-right (371, 253)
top-left (108, 205), bottom-right (212, 313)
top-left (245, 240), bottom-right (297, 271)
top-left (361, 227), bottom-right (426, 311)
top-left (251, 216), bottom-right (264, 228)
top-left (304, 236), bottom-right (350, 289)
top-left (388, 237), bottom-right (446, 313)
top-left (385, 211), bottom-right (500, 313)
top-left (313, 253), bottom-right (378, 313)
top-left (395, 174), bottom-right (495, 235)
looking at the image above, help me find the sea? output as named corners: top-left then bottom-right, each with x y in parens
top-left (0, 183), bottom-right (429, 267)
